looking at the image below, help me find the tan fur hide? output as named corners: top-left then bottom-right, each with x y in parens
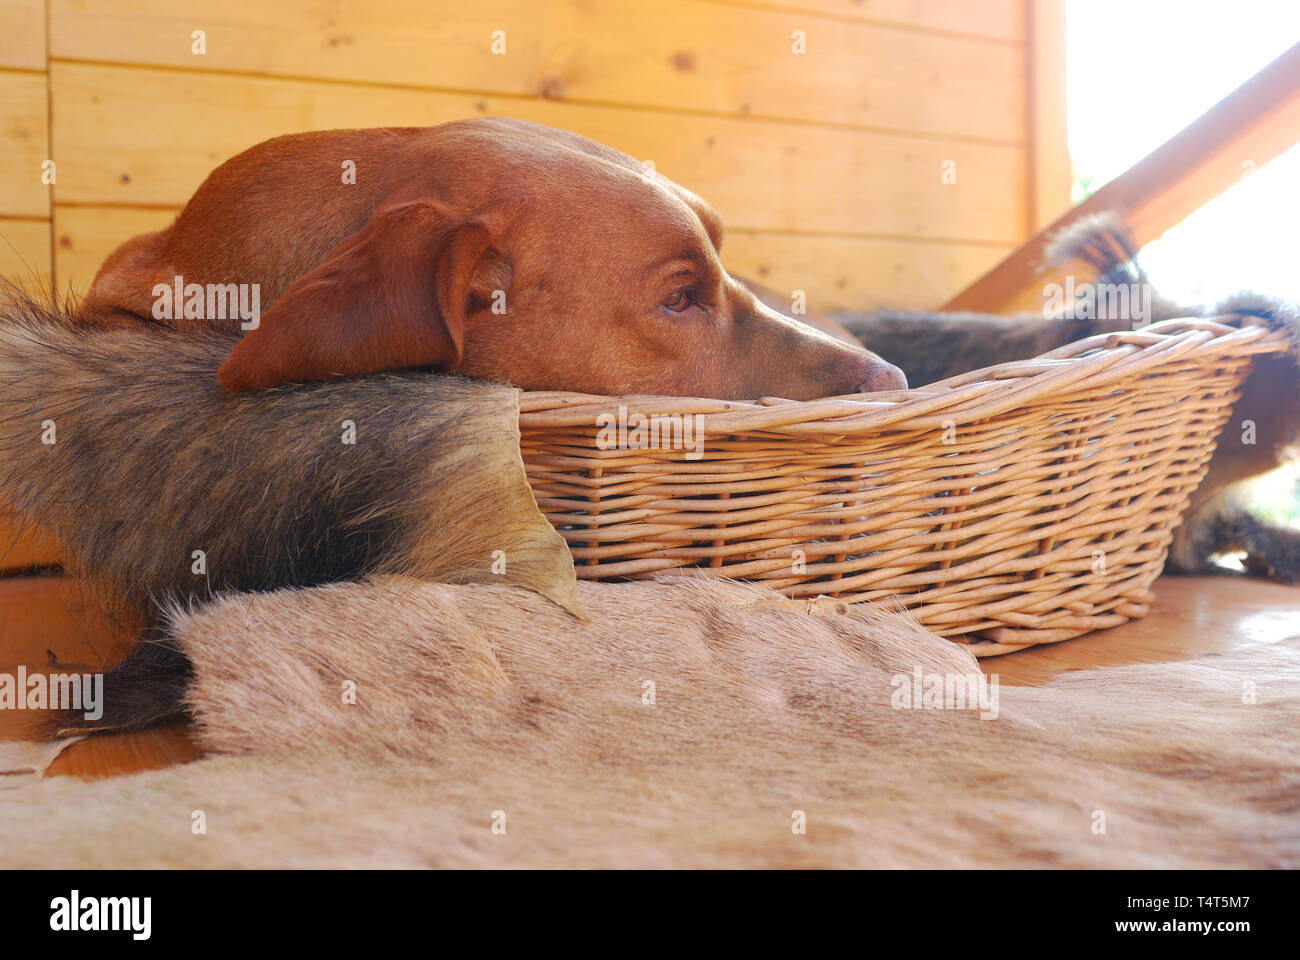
top-left (1, 578), bottom-right (1296, 868)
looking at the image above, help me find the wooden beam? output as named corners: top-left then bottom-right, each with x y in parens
top-left (944, 41), bottom-right (1300, 313)
top-left (1026, 0), bottom-right (1070, 233)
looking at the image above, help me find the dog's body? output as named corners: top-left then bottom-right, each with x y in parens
top-left (80, 118), bottom-right (904, 399)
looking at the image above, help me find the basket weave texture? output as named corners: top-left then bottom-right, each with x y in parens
top-left (519, 317), bottom-right (1290, 654)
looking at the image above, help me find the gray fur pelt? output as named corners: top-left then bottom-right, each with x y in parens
top-left (0, 287), bottom-right (581, 733)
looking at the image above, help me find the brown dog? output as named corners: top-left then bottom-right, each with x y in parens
top-left (79, 117), bottom-right (904, 400)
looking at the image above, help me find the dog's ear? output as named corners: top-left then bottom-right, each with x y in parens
top-left (217, 200), bottom-right (508, 392)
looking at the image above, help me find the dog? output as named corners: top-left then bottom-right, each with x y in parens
top-left (78, 117), bottom-right (905, 400)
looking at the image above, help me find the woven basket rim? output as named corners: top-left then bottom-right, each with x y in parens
top-left (519, 314), bottom-right (1290, 436)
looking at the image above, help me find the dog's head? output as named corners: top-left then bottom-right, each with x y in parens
top-left (217, 118), bottom-right (905, 400)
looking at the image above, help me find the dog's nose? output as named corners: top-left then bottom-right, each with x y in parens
top-left (855, 358), bottom-right (908, 393)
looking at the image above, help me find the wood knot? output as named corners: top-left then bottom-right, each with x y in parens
top-left (537, 75), bottom-right (566, 99)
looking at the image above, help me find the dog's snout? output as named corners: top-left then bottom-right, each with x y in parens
top-left (854, 357), bottom-right (908, 393)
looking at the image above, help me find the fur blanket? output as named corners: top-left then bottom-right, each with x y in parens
top-left (2, 578), bottom-right (1296, 868)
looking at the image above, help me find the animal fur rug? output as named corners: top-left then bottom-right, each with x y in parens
top-left (1, 577), bottom-right (1296, 868)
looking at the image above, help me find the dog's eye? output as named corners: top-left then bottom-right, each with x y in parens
top-left (663, 290), bottom-right (694, 313)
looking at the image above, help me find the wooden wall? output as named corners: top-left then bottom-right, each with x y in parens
top-left (0, 0), bottom-right (1069, 314)
top-left (0, 0), bottom-right (1067, 575)
top-left (0, 0), bottom-right (50, 293)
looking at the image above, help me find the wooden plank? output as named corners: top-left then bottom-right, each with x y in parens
top-left (0, 574), bottom-right (176, 779)
top-left (50, 63), bottom-right (1027, 243)
top-left (726, 0), bottom-right (1024, 43)
top-left (49, 0), bottom-right (1025, 142)
top-left (1025, 0), bottom-right (1069, 231)
top-left (0, 0), bottom-right (45, 70)
top-left (987, 576), bottom-right (1300, 686)
top-left (945, 41), bottom-right (1300, 313)
top-left (0, 70), bottom-right (50, 219)
top-left (0, 576), bottom-right (131, 676)
top-left (54, 204), bottom-right (1009, 310)
top-left (148, 720), bottom-right (204, 767)
top-left (0, 216), bottom-right (51, 291)
top-left (723, 230), bottom-right (1010, 311)
top-left (45, 729), bottom-right (178, 780)
top-left (53, 203), bottom-right (173, 295)
top-left (0, 576), bottom-right (104, 743)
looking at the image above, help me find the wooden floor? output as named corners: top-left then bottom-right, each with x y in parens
top-left (0, 574), bottom-right (204, 779)
top-left (1, 572), bottom-right (1298, 780)
top-left (983, 574), bottom-right (1300, 684)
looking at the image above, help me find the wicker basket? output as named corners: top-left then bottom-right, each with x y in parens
top-left (519, 316), bottom-right (1290, 654)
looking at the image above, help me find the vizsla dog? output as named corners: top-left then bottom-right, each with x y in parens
top-left (79, 117), bottom-right (905, 399)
